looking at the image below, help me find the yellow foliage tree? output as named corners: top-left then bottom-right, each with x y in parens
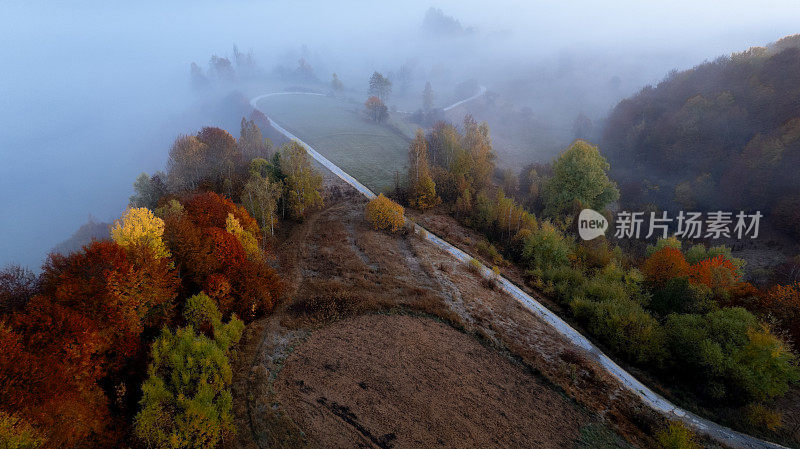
top-left (111, 207), bottom-right (170, 259)
top-left (365, 194), bottom-right (405, 232)
top-left (225, 213), bottom-right (261, 261)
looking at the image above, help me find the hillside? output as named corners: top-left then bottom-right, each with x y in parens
top-left (230, 184), bottom-right (655, 449)
top-left (602, 34), bottom-right (800, 232)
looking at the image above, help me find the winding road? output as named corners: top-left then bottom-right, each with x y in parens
top-left (250, 89), bottom-right (789, 449)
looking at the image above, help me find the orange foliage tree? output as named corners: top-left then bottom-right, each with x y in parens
top-left (165, 191), bottom-right (282, 321)
top-left (642, 247), bottom-right (689, 287)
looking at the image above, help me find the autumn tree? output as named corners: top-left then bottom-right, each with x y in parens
top-left (238, 118), bottom-right (272, 161)
top-left (642, 247), bottom-right (690, 288)
top-left (279, 142), bottom-right (323, 220)
top-left (0, 265), bottom-right (37, 313)
top-left (407, 130), bottom-right (439, 210)
top-left (542, 140), bottom-right (620, 217)
top-left (368, 71), bottom-right (392, 102)
top-left (111, 207), bottom-right (171, 260)
top-left (197, 127), bottom-right (242, 195)
top-left (461, 115), bottom-right (495, 193)
top-left (166, 135), bottom-right (208, 192)
top-left (364, 96), bottom-right (388, 123)
top-left (1, 297), bottom-right (111, 448)
top-left (164, 192), bottom-right (282, 320)
top-left (241, 174), bottom-right (282, 237)
top-left (365, 194), bottom-right (405, 232)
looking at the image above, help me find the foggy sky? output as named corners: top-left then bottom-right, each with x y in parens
top-left (2, 0), bottom-right (799, 268)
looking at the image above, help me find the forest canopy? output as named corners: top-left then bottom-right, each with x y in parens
top-left (602, 34), bottom-right (800, 235)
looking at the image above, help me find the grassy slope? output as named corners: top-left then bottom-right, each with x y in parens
top-left (256, 93), bottom-right (414, 193)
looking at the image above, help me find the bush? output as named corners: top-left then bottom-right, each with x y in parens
top-left (646, 236), bottom-right (682, 258)
top-left (521, 222), bottom-right (573, 271)
top-left (746, 404), bottom-right (783, 431)
top-left (649, 277), bottom-right (714, 316)
top-left (467, 258), bottom-right (483, 274)
top-left (656, 421), bottom-right (700, 449)
top-left (666, 308), bottom-right (799, 401)
top-left (365, 194), bottom-right (405, 232)
top-left (476, 240), bottom-right (506, 266)
top-left (570, 296), bottom-right (667, 366)
top-left (541, 265), bottom-right (587, 304)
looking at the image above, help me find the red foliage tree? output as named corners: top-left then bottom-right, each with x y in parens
top-left (165, 192), bottom-right (282, 321)
top-left (1, 296), bottom-right (112, 447)
top-left (687, 254), bottom-right (741, 292)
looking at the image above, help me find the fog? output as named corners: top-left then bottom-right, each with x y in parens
top-left (2, 0), bottom-right (799, 268)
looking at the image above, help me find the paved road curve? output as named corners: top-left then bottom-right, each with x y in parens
top-left (250, 91), bottom-right (789, 449)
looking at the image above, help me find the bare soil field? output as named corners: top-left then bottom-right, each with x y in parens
top-left (275, 313), bottom-right (585, 449)
top-left (229, 181), bottom-right (664, 449)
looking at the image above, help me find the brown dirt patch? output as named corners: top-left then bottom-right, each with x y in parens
top-left (274, 313), bottom-right (586, 449)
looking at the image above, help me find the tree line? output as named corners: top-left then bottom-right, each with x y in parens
top-left (0, 118), bottom-right (325, 448)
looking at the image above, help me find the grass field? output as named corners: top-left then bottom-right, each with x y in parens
top-left (255, 93), bottom-right (415, 193)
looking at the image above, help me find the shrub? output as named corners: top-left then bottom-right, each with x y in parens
top-left (541, 265), bottom-right (587, 304)
top-left (521, 222), bottom-right (573, 271)
top-left (687, 254), bottom-right (741, 293)
top-left (468, 258), bottom-right (482, 274)
top-left (746, 404), bottom-right (783, 431)
top-left (649, 277), bottom-right (714, 316)
top-left (575, 237), bottom-right (614, 269)
top-left (656, 421), bottom-right (700, 449)
top-left (666, 308), bottom-right (799, 401)
top-left (570, 296), bottom-right (666, 366)
top-left (685, 244), bottom-right (745, 276)
top-left (758, 283), bottom-right (800, 350)
top-left (476, 240), bottom-right (506, 266)
top-left (365, 194), bottom-right (405, 232)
